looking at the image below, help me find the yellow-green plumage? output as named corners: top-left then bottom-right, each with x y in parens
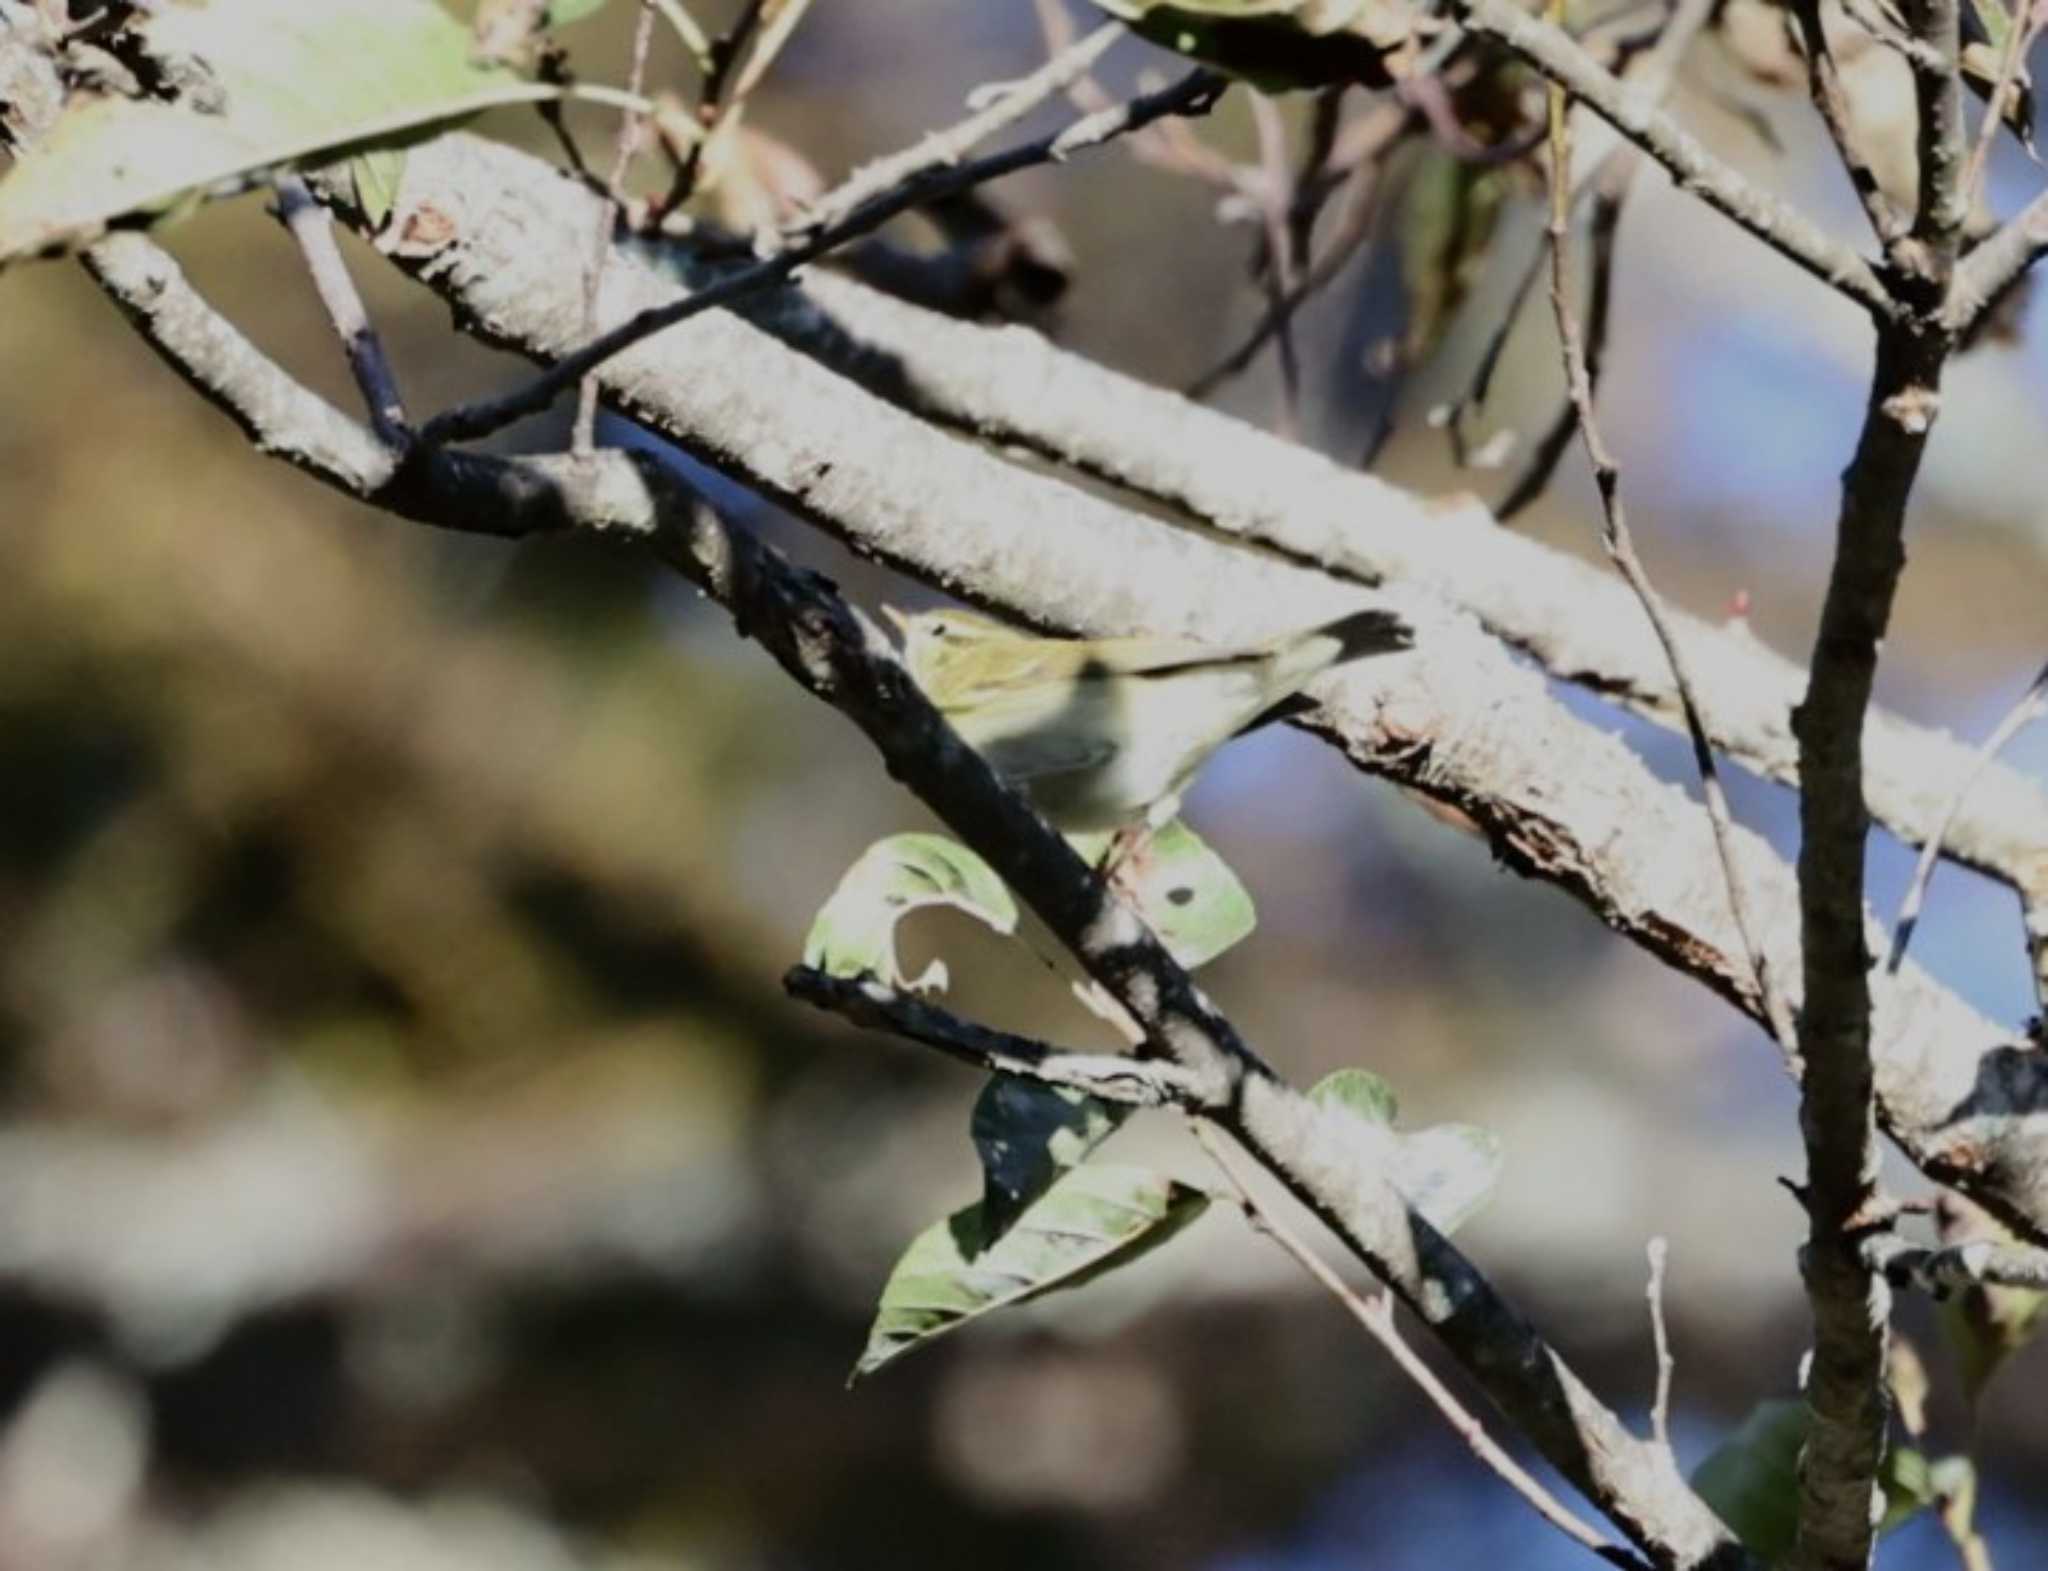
top-left (887, 604), bottom-right (1410, 834)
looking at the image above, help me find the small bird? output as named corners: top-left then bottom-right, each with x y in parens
top-left (885, 603), bottom-right (1412, 858)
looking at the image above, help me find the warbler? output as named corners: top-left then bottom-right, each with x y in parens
top-left (884, 603), bottom-right (1412, 847)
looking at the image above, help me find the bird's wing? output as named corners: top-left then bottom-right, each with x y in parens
top-left (974, 724), bottom-right (1120, 783)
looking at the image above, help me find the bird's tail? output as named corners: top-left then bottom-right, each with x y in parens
top-left (1268, 606), bottom-right (1413, 689)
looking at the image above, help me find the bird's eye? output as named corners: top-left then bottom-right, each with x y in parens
top-left (930, 620), bottom-right (949, 638)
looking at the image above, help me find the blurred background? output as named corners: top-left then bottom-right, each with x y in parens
top-left (2, 1), bottom-right (2048, 1566)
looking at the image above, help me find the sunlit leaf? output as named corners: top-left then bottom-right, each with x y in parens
top-left (852, 1164), bottom-right (1209, 1381)
top-left (972, 1076), bottom-right (1128, 1238)
top-left (801, 833), bottom-right (1018, 993)
top-left (0, 0), bottom-right (564, 263)
top-left (1070, 819), bottom-right (1256, 970)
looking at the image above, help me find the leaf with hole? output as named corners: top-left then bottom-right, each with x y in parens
top-left (801, 833), bottom-right (1018, 993)
top-left (1069, 819), bottom-right (1256, 969)
top-left (852, 1164), bottom-right (1209, 1381)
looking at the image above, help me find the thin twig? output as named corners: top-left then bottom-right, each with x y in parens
top-left (421, 67), bottom-right (1226, 446)
top-left (1445, 0), bottom-right (1897, 316)
top-left (1886, 661), bottom-right (2048, 973)
top-left (274, 176), bottom-right (409, 446)
top-left (783, 966), bottom-right (1202, 1105)
top-left (649, 0), bottom-right (712, 73)
top-left (1541, 47), bottom-right (1799, 1051)
top-left (663, 0), bottom-right (768, 211)
top-left (1186, 108), bottom-right (1409, 400)
top-left (1790, 0), bottom-right (1908, 244)
top-left (785, 20), bottom-right (1124, 244)
top-left (1247, 90), bottom-right (1304, 440)
top-left (1958, 5), bottom-right (2045, 208)
top-left (1192, 1122), bottom-right (1649, 1571)
top-left (729, 0), bottom-right (815, 101)
top-left (1645, 1237), bottom-right (1675, 1455)
top-left (574, 0), bottom-right (658, 457)
top-left (1497, 150), bottom-right (1636, 520)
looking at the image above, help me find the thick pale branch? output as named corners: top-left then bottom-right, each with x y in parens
top-left (80, 226), bottom-right (1757, 1566)
top-left (762, 268), bottom-right (2048, 907)
top-left (341, 133), bottom-right (2048, 1249)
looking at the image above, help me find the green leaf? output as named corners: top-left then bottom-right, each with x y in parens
top-left (1398, 146), bottom-right (1507, 368)
top-left (1069, 819), bottom-right (1256, 970)
top-left (852, 1164), bottom-right (1209, 1382)
top-left (349, 147), bottom-right (410, 232)
top-left (0, 0), bottom-right (567, 264)
top-left (1308, 1066), bottom-right (1401, 1126)
top-left (972, 1077), bottom-right (1128, 1239)
top-left (1088, 0), bottom-right (1417, 91)
top-left (1692, 1401), bottom-right (1952, 1555)
top-left (1309, 1067), bottom-right (1503, 1235)
top-left (1691, 1400), bottom-right (1807, 1559)
top-left (802, 833), bottom-right (1018, 992)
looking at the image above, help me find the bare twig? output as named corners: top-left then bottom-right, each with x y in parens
top-left (1541, 50), bottom-right (1798, 1050)
top-left (574, 0), bottom-right (658, 457)
top-left (274, 176), bottom-right (409, 446)
top-left (1444, 0), bottom-right (1896, 316)
top-left (420, 67), bottom-right (1226, 447)
top-left (1959, 4), bottom-right (2045, 208)
top-left (650, 0), bottom-right (712, 73)
top-left (1887, 661), bottom-right (2048, 974)
top-left (782, 967), bottom-right (1202, 1104)
top-left (729, 0), bottom-right (815, 101)
top-left (1497, 150), bottom-right (1635, 520)
top-left (1186, 108), bottom-right (1409, 399)
top-left (1950, 177), bottom-right (2048, 333)
top-left (1192, 1122), bottom-right (1649, 1571)
top-left (1246, 90), bottom-right (1304, 439)
top-left (786, 20), bottom-right (1124, 243)
top-left (1790, 0), bottom-right (1908, 244)
top-left (1645, 1237), bottom-right (1675, 1455)
top-left (662, 0), bottom-right (767, 211)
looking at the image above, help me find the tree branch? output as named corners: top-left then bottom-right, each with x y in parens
top-left (1443, 0), bottom-right (1895, 315)
top-left (81, 225), bottom-right (1757, 1571)
top-left (335, 133), bottom-right (2048, 1252)
top-left (1789, 124), bottom-right (1959, 1571)
top-left (419, 65), bottom-right (1224, 445)
top-left (782, 966), bottom-right (1202, 1105)
top-left (1541, 23), bottom-right (1797, 1050)
top-left (766, 266), bottom-right (2048, 908)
